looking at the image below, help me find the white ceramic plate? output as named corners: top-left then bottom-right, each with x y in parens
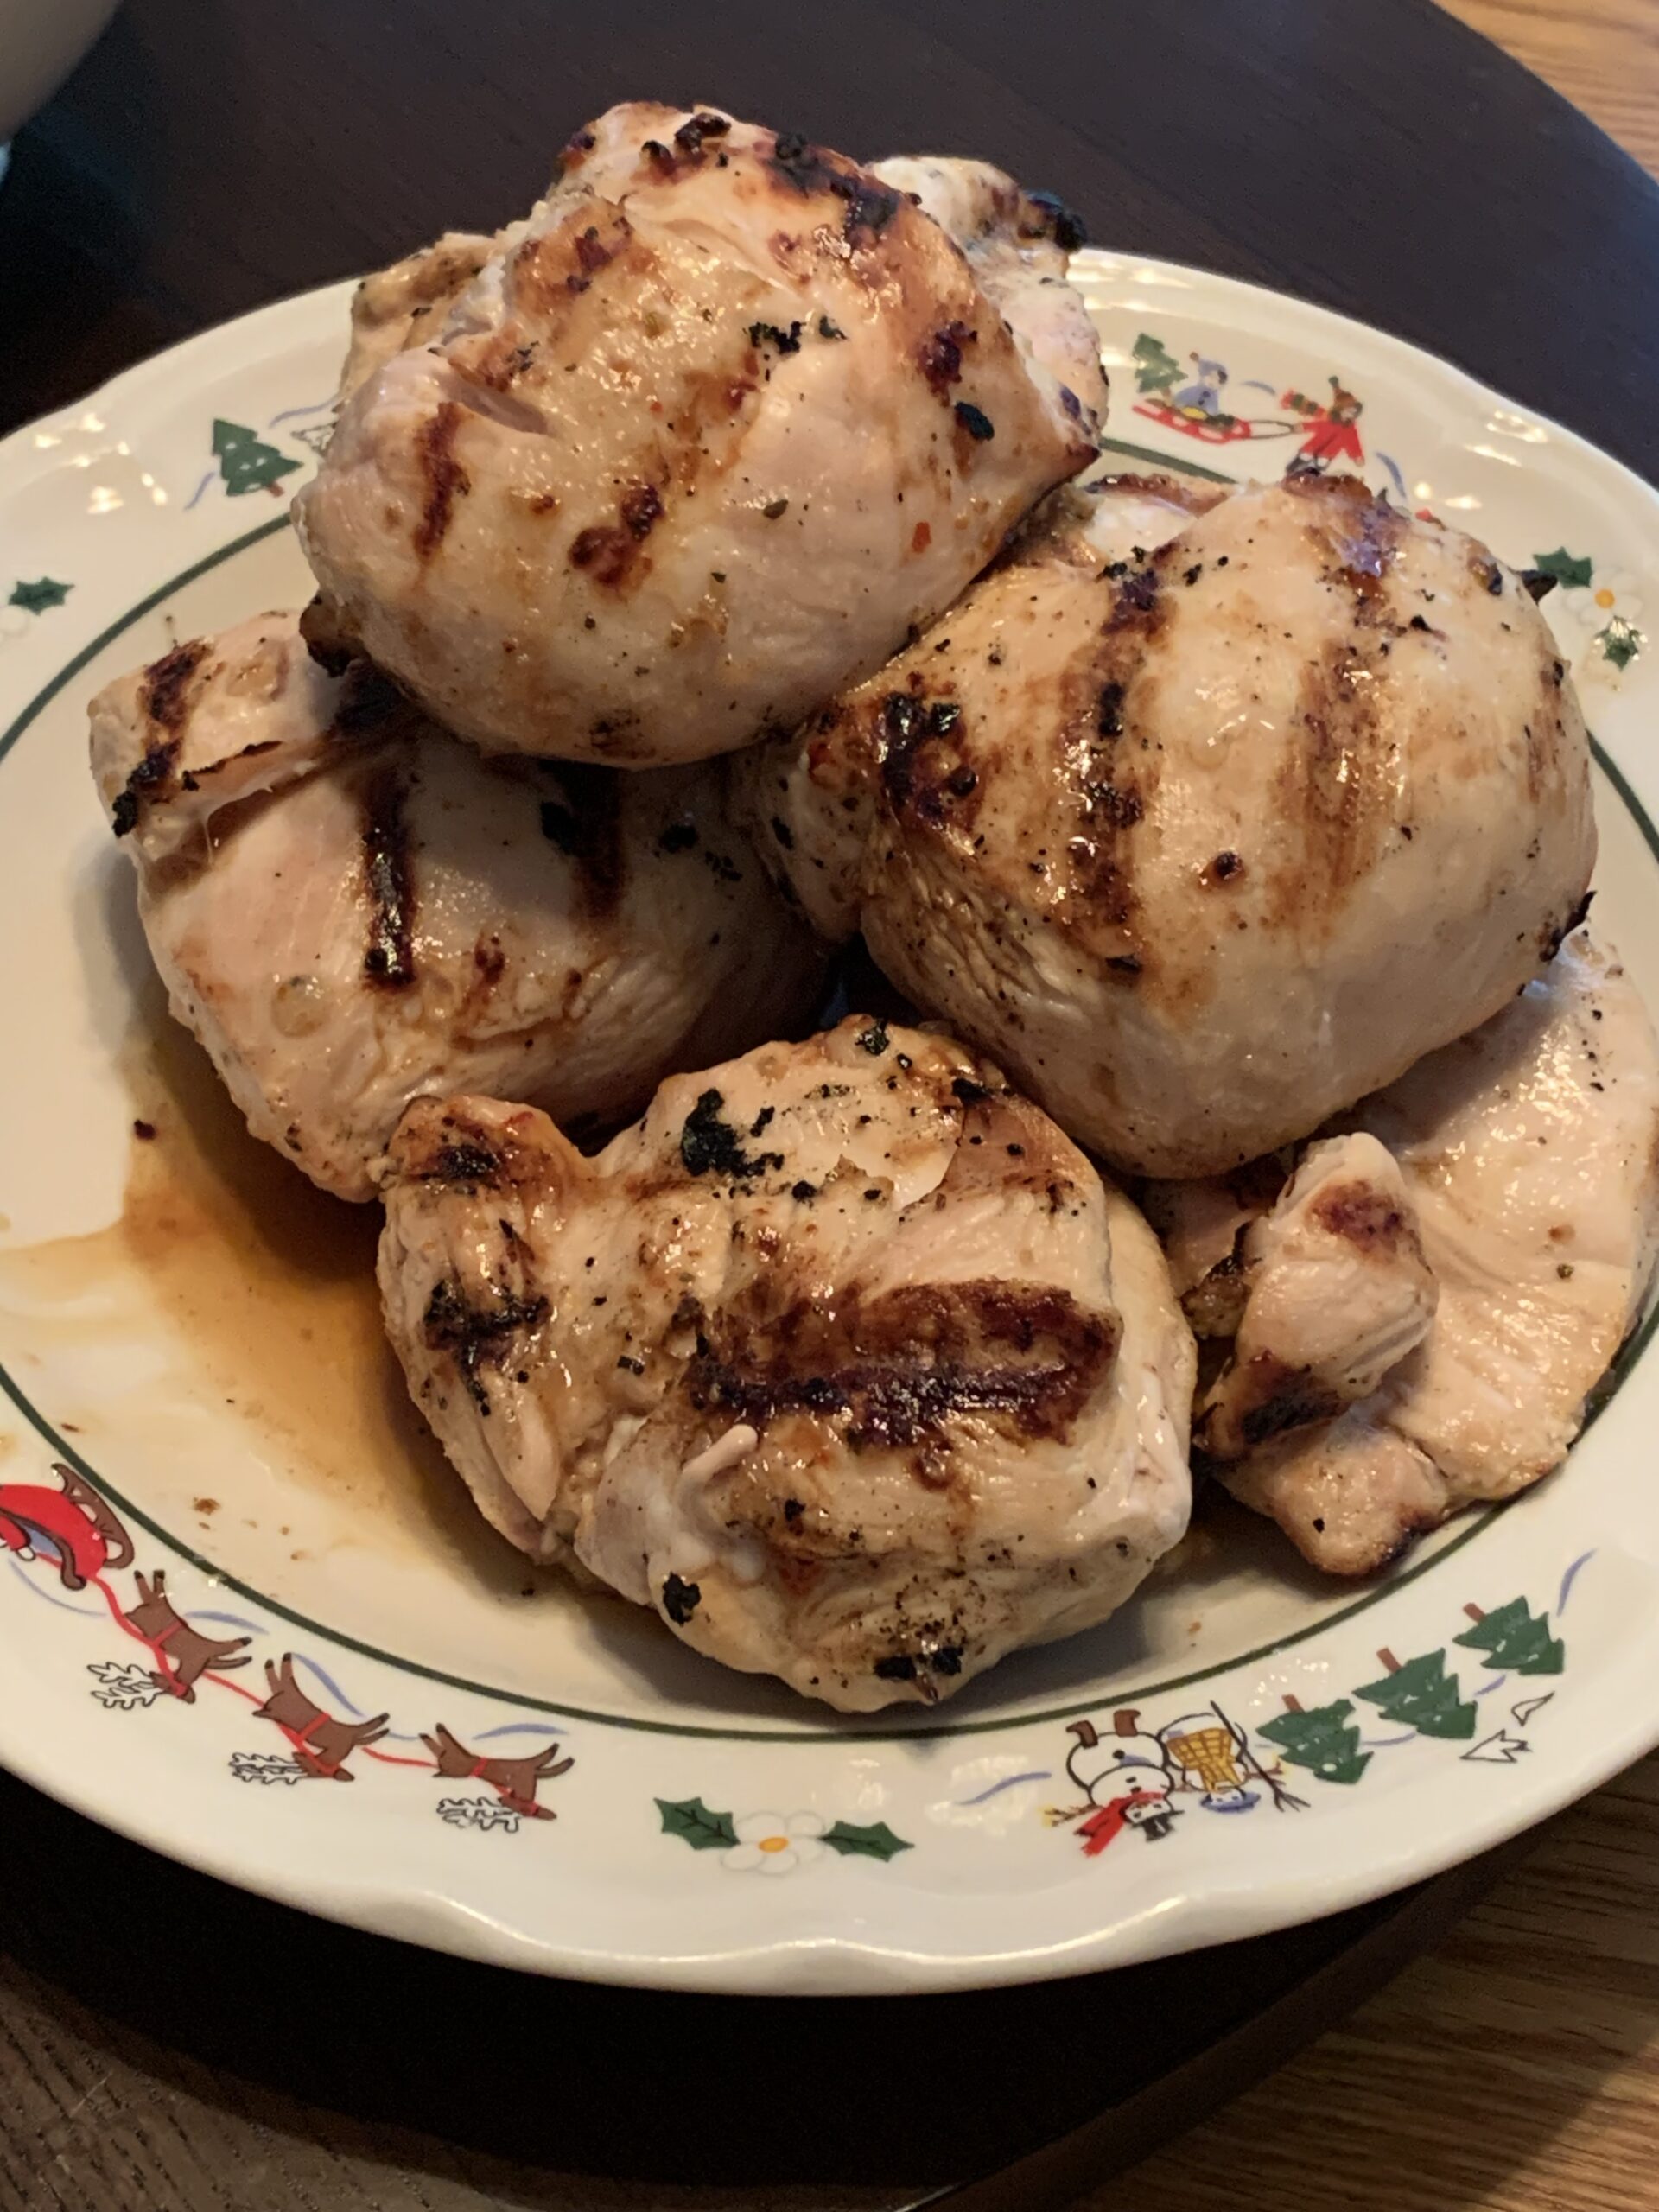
top-left (2, 254), bottom-right (1656, 1995)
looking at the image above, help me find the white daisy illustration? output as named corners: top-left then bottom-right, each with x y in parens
top-left (1567, 567), bottom-right (1643, 633)
top-left (721, 1810), bottom-right (829, 1874)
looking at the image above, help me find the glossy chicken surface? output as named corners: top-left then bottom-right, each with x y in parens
top-left (868, 155), bottom-right (1105, 444)
top-left (1159, 930), bottom-right (1659, 1573)
top-left (338, 232), bottom-right (494, 401)
top-left (90, 613), bottom-right (823, 1200)
top-left (295, 103), bottom-right (1102, 766)
top-left (377, 1020), bottom-right (1193, 1709)
top-left (744, 472), bottom-right (1596, 1178)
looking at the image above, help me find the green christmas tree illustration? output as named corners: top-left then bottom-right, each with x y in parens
top-left (1354, 1647), bottom-right (1478, 1740)
top-left (212, 418), bottom-right (299, 498)
top-left (1452, 1599), bottom-right (1565, 1677)
top-left (1258, 1695), bottom-right (1371, 1784)
top-left (1132, 332), bottom-right (1184, 397)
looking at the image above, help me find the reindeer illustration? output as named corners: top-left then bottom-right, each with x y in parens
top-left (123, 1569), bottom-right (251, 1701)
top-left (255, 1654), bottom-right (389, 1779)
top-left (420, 1723), bottom-right (574, 1819)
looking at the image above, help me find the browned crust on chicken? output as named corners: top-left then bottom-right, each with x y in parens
top-left (413, 401), bottom-right (472, 562)
top-left (690, 1277), bottom-right (1119, 1450)
top-left (376, 1021), bottom-right (1193, 1707)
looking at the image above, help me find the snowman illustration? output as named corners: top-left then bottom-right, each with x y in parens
top-left (1051, 1709), bottom-right (1181, 1854)
top-left (1050, 1701), bottom-right (1306, 1853)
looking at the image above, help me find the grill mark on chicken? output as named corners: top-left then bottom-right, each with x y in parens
top-left (569, 482), bottom-right (665, 590)
top-left (511, 206), bottom-right (639, 315)
top-left (674, 111), bottom-right (731, 156)
top-left (108, 639), bottom-right (214, 835)
top-left (764, 132), bottom-right (904, 247)
top-left (1051, 553), bottom-right (1171, 966)
top-left (109, 741), bottom-right (184, 836)
top-left (537, 763), bottom-right (625, 914)
top-left (396, 1102), bottom-right (552, 1196)
top-left (413, 401), bottom-right (470, 561)
top-left (690, 1279), bottom-right (1118, 1450)
top-left (1212, 1355), bottom-right (1346, 1451)
top-left (143, 639), bottom-right (212, 732)
top-left (359, 765), bottom-right (418, 989)
top-left (1269, 634), bottom-right (1395, 935)
top-left (677, 1089), bottom-right (785, 1179)
top-left (877, 690), bottom-right (976, 828)
top-left (415, 1139), bottom-right (501, 1186)
top-left (422, 1276), bottom-right (550, 1414)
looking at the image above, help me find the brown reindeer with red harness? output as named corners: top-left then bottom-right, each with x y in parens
top-left (123, 1569), bottom-right (251, 1701)
top-left (420, 1722), bottom-right (574, 1818)
top-left (255, 1654), bottom-right (390, 1779)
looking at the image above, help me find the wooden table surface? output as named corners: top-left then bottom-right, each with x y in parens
top-left (6, 5), bottom-right (1659, 2209)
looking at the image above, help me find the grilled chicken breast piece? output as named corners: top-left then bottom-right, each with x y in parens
top-left (1192, 1135), bottom-right (1438, 1460)
top-left (90, 613), bottom-right (823, 1201)
top-left (377, 1020), bottom-right (1193, 1710)
top-left (743, 472), bottom-right (1595, 1177)
top-left (294, 103), bottom-right (1102, 767)
top-left (1171, 931), bottom-right (1659, 1573)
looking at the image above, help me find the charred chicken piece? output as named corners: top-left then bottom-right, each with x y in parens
top-left (742, 472), bottom-right (1596, 1178)
top-left (1160, 930), bottom-right (1659, 1573)
top-left (295, 104), bottom-right (1102, 766)
top-left (89, 613), bottom-right (823, 1200)
top-left (377, 1020), bottom-right (1193, 1709)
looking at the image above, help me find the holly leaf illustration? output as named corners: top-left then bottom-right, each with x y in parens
top-left (655, 1796), bottom-right (738, 1849)
top-left (821, 1819), bottom-right (913, 1862)
top-left (1597, 615), bottom-right (1643, 671)
top-left (1532, 547), bottom-right (1592, 588)
top-left (8, 576), bottom-right (72, 614)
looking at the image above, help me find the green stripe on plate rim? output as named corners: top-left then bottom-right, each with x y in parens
top-left (0, 463), bottom-right (1652, 1743)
